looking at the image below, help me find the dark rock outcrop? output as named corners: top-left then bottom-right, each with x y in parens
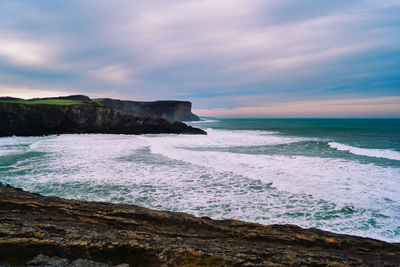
top-left (0, 183), bottom-right (399, 266)
top-left (0, 102), bottom-right (206, 137)
top-left (98, 98), bottom-right (200, 122)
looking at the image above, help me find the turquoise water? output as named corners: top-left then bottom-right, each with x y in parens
top-left (0, 118), bottom-right (399, 242)
top-left (193, 119), bottom-right (400, 167)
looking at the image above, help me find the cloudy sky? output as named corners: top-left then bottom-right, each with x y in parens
top-left (0, 0), bottom-right (399, 117)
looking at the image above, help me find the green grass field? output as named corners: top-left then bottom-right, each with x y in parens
top-left (0, 99), bottom-right (86, 105)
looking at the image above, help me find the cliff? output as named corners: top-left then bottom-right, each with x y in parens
top-left (0, 102), bottom-right (205, 137)
top-left (0, 97), bottom-right (23, 101)
top-left (98, 98), bottom-right (200, 122)
top-left (0, 184), bottom-right (398, 266)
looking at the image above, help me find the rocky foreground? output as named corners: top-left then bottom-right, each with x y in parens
top-left (0, 184), bottom-right (399, 266)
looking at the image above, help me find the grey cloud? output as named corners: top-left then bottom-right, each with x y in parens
top-left (0, 0), bottom-right (399, 111)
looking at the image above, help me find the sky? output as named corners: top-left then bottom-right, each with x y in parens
top-left (0, 0), bottom-right (399, 117)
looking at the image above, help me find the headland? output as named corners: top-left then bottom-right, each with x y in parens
top-left (0, 95), bottom-right (205, 137)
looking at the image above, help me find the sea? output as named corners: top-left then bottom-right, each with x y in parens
top-left (0, 118), bottom-right (399, 242)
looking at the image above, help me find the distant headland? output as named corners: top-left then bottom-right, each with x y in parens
top-left (0, 95), bottom-right (205, 137)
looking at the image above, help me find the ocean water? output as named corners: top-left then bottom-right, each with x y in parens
top-left (0, 118), bottom-right (399, 242)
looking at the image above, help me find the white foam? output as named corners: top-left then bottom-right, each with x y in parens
top-left (0, 136), bottom-right (45, 156)
top-left (147, 128), bottom-right (310, 149)
top-left (189, 119), bottom-right (219, 123)
top-left (28, 134), bottom-right (149, 155)
top-left (329, 142), bottom-right (400, 161)
top-left (149, 137), bottom-right (400, 205)
top-left (145, 133), bottom-right (400, 242)
top-left (1, 132), bottom-right (400, 242)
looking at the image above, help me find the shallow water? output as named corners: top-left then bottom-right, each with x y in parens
top-left (0, 118), bottom-right (399, 242)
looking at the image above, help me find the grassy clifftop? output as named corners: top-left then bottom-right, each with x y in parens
top-left (0, 95), bottom-right (201, 122)
top-left (0, 99), bottom-right (85, 105)
top-left (0, 101), bottom-right (206, 136)
top-left (0, 95), bottom-right (91, 106)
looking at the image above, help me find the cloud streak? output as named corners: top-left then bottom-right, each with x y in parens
top-left (0, 29), bottom-right (56, 67)
top-left (0, 0), bottom-right (399, 116)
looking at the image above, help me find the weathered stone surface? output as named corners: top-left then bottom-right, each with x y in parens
top-left (98, 98), bottom-right (200, 122)
top-left (0, 184), bottom-right (399, 266)
top-left (0, 102), bottom-right (206, 137)
top-left (26, 254), bottom-right (129, 267)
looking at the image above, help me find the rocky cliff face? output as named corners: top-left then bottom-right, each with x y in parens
top-left (0, 97), bottom-right (23, 101)
top-left (99, 99), bottom-right (200, 122)
top-left (0, 183), bottom-right (399, 266)
top-left (0, 102), bottom-right (205, 137)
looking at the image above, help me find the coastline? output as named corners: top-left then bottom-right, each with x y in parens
top-left (0, 100), bottom-right (206, 137)
top-left (0, 183), bottom-right (399, 266)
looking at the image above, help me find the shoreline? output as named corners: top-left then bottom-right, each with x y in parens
top-left (0, 183), bottom-right (399, 266)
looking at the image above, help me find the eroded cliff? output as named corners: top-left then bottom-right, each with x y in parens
top-left (0, 102), bottom-right (205, 137)
top-left (98, 99), bottom-right (200, 122)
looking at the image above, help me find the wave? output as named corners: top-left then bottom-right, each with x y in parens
top-left (329, 142), bottom-right (400, 161)
top-left (147, 128), bottom-right (311, 149)
top-left (2, 133), bottom-right (400, 242)
top-left (189, 119), bottom-right (219, 123)
top-left (0, 136), bottom-right (42, 156)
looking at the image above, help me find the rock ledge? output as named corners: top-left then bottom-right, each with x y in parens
top-left (0, 184), bottom-right (399, 266)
